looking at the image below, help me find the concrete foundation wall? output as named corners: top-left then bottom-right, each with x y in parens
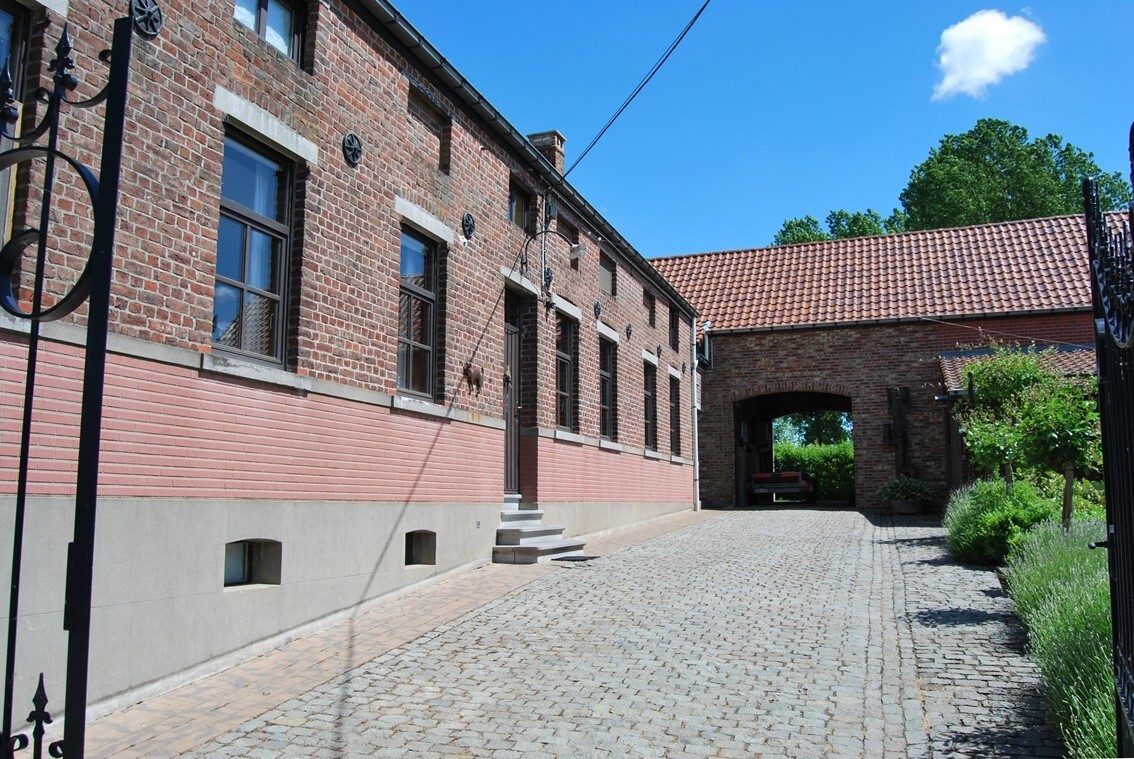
top-left (0, 496), bottom-right (501, 713)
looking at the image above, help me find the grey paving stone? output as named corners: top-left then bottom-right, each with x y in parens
top-left (188, 510), bottom-right (1062, 758)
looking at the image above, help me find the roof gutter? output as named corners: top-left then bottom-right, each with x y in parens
top-left (355, 0), bottom-right (697, 321)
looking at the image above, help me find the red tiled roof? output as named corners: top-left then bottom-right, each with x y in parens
top-left (938, 348), bottom-right (1097, 393)
top-left (652, 214), bottom-right (1114, 333)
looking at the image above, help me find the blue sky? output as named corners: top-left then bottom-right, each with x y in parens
top-left (390, 1), bottom-right (1134, 259)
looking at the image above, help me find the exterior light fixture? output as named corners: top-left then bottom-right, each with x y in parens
top-left (625, 324), bottom-right (633, 339)
top-left (593, 302), bottom-right (602, 318)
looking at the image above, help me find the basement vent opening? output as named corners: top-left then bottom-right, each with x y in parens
top-left (553, 555), bottom-right (599, 563)
top-left (405, 530), bottom-right (437, 566)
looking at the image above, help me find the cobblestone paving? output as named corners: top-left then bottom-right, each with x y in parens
top-left (175, 510), bottom-right (1062, 758)
top-left (888, 517), bottom-right (1063, 757)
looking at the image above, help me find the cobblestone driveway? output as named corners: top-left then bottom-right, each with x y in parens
top-left (95, 509), bottom-right (1065, 757)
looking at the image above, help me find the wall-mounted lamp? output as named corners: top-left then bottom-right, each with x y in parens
top-left (682, 361), bottom-right (687, 374)
top-left (656, 345), bottom-right (662, 357)
top-left (569, 243), bottom-right (584, 261)
top-left (625, 324), bottom-right (633, 339)
top-left (593, 302), bottom-right (602, 318)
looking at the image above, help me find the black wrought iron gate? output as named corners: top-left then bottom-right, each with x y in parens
top-left (1084, 131), bottom-right (1134, 756)
top-left (0, 3), bottom-right (160, 757)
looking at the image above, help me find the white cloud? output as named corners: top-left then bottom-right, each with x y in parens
top-left (933, 10), bottom-right (1045, 100)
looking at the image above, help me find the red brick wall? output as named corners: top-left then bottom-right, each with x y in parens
top-left (699, 313), bottom-right (1093, 509)
top-left (519, 436), bottom-right (694, 504)
top-left (0, 335), bottom-right (503, 501)
top-left (2, 0), bottom-right (695, 511)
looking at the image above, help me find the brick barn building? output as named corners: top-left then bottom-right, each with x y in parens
top-left (0, 0), bottom-right (697, 710)
top-left (654, 215), bottom-right (1097, 510)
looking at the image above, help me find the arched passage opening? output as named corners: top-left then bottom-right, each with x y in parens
top-left (734, 391), bottom-right (854, 506)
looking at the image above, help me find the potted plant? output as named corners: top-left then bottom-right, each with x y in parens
top-left (877, 475), bottom-right (933, 515)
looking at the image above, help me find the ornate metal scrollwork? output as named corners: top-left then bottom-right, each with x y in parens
top-left (1084, 146), bottom-right (1134, 350)
top-left (461, 212), bottom-right (475, 239)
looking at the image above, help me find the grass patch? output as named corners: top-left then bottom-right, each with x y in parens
top-left (942, 479), bottom-right (1057, 565)
top-left (1004, 517), bottom-right (1114, 759)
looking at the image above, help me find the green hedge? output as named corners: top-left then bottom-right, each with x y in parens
top-left (942, 479), bottom-right (1057, 565)
top-left (1004, 518), bottom-right (1114, 759)
top-left (773, 442), bottom-right (854, 501)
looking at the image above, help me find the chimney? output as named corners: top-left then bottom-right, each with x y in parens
top-left (528, 130), bottom-right (566, 174)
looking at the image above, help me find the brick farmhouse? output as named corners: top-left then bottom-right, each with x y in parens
top-left (0, 0), bottom-right (697, 711)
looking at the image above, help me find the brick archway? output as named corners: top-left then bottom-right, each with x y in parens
top-left (732, 379), bottom-right (856, 404)
top-left (731, 387), bottom-right (855, 508)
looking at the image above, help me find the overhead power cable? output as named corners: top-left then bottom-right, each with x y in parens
top-left (562, 0), bottom-right (713, 179)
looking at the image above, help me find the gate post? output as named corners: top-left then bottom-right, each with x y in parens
top-left (0, 3), bottom-right (161, 756)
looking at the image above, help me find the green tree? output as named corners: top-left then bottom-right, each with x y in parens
top-left (774, 411), bottom-right (851, 445)
top-left (954, 345), bottom-right (1101, 527)
top-left (772, 209), bottom-right (904, 246)
top-left (900, 118), bottom-right (1131, 231)
top-left (1017, 381), bottom-right (1101, 529)
top-left (771, 215), bottom-right (829, 246)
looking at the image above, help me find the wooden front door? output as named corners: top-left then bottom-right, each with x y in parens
top-left (504, 293), bottom-right (521, 494)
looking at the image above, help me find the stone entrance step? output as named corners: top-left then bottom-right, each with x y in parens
top-left (492, 538), bottom-right (587, 565)
top-left (492, 506), bottom-right (586, 564)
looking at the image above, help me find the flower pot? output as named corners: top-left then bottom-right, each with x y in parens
top-left (891, 499), bottom-right (921, 515)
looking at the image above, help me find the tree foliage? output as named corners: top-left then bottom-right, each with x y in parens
top-left (771, 118), bottom-right (1130, 244)
top-left (771, 209), bottom-right (905, 246)
top-left (773, 411), bottom-right (851, 446)
top-left (953, 346), bottom-right (1101, 528)
top-left (900, 119), bottom-right (1131, 231)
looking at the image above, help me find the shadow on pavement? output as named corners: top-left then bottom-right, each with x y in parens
top-left (909, 606), bottom-right (1019, 628)
top-left (931, 692), bottom-right (1063, 758)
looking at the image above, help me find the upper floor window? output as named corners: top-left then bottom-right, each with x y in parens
top-left (669, 376), bottom-right (681, 456)
top-left (398, 228), bottom-right (439, 398)
top-left (508, 181), bottom-right (532, 232)
top-left (560, 219), bottom-right (581, 270)
top-left (669, 307), bottom-right (680, 350)
top-left (0, 1), bottom-right (26, 238)
top-left (556, 314), bottom-right (578, 431)
top-left (599, 338), bottom-right (617, 440)
top-left (213, 135), bottom-right (293, 362)
top-left (0, 1), bottom-right (26, 88)
top-left (234, 0), bottom-right (304, 63)
top-left (643, 291), bottom-right (656, 327)
top-left (644, 362), bottom-right (657, 450)
top-left (599, 252), bottom-right (616, 297)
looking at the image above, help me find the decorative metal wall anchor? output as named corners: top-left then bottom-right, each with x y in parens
top-left (341, 132), bottom-right (362, 166)
top-left (461, 212), bottom-right (475, 239)
top-left (0, 5), bottom-right (159, 757)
